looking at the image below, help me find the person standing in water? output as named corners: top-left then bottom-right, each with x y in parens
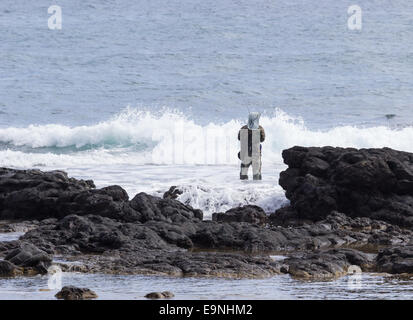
top-left (238, 112), bottom-right (265, 180)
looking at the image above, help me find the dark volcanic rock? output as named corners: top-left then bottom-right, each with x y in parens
top-left (130, 192), bottom-right (203, 223)
top-left (212, 205), bottom-right (267, 225)
top-left (22, 214), bottom-right (173, 254)
top-left (4, 166), bottom-right (413, 280)
top-left (163, 186), bottom-right (183, 200)
top-left (0, 220), bottom-right (39, 233)
top-left (145, 291), bottom-right (174, 299)
top-left (0, 240), bottom-right (21, 257)
top-left (19, 211), bottom-right (287, 277)
top-left (19, 210), bottom-right (413, 277)
top-left (20, 213), bottom-right (284, 277)
top-left (0, 260), bottom-right (21, 277)
top-left (0, 168), bottom-right (94, 220)
top-left (55, 286), bottom-right (98, 300)
top-left (0, 168), bottom-right (202, 224)
top-left (4, 242), bottom-right (52, 274)
top-left (276, 146), bottom-right (413, 227)
top-left (68, 249), bottom-right (284, 278)
top-left (285, 248), bottom-right (373, 279)
top-left (55, 185), bottom-right (133, 221)
top-left (376, 246), bottom-right (413, 274)
top-left (195, 211), bottom-right (413, 253)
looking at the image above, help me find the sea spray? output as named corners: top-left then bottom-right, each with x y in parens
top-left (1, 107), bottom-right (413, 167)
top-left (1, 107), bottom-right (413, 216)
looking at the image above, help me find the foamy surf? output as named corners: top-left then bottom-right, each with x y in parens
top-left (0, 107), bottom-right (412, 216)
top-left (1, 107), bottom-right (413, 164)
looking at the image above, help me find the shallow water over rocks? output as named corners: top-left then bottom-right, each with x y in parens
top-left (1, 272), bottom-right (413, 300)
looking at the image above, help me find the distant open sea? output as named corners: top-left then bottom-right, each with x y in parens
top-left (1, 0), bottom-right (413, 216)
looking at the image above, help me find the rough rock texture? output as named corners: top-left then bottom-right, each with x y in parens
top-left (130, 192), bottom-right (203, 223)
top-left (16, 210), bottom-right (412, 277)
top-left (20, 211), bottom-right (406, 255)
top-left (55, 286), bottom-right (98, 300)
top-left (0, 241), bottom-right (52, 277)
top-left (277, 146), bottom-right (413, 227)
top-left (145, 291), bottom-right (174, 299)
top-left (20, 214), bottom-right (284, 277)
top-left (376, 246), bottom-right (413, 274)
top-left (0, 220), bottom-right (39, 233)
top-left (163, 186), bottom-right (183, 200)
top-left (285, 248), bottom-right (373, 279)
top-left (0, 168), bottom-right (94, 220)
top-left (2, 166), bottom-right (413, 280)
top-left (0, 168), bottom-right (202, 223)
top-left (4, 242), bottom-right (52, 274)
top-left (195, 211), bottom-right (413, 253)
top-left (212, 205), bottom-right (267, 225)
top-left (82, 250), bottom-right (283, 278)
top-left (0, 260), bottom-right (21, 277)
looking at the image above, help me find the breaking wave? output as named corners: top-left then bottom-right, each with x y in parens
top-left (1, 107), bottom-right (413, 167)
top-left (1, 106), bottom-right (413, 216)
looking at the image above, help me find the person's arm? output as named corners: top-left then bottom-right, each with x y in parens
top-left (238, 125), bottom-right (247, 140)
top-left (260, 126), bottom-right (265, 142)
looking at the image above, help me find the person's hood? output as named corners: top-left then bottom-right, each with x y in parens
top-left (247, 112), bottom-right (260, 129)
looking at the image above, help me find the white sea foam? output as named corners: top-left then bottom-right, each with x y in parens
top-left (1, 107), bottom-right (412, 216)
top-left (175, 182), bottom-right (288, 216)
top-left (1, 107), bottom-right (413, 165)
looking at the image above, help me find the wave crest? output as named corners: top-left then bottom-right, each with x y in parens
top-left (1, 107), bottom-right (413, 166)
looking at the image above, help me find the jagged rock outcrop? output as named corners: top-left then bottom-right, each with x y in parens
top-left (163, 186), bottom-right (183, 200)
top-left (145, 291), bottom-right (174, 299)
top-left (0, 168), bottom-right (94, 220)
top-left (0, 168), bottom-right (202, 223)
top-left (0, 260), bottom-right (21, 277)
top-left (4, 242), bottom-right (52, 274)
top-left (2, 165), bottom-right (413, 279)
top-left (130, 192), bottom-right (203, 223)
top-left (55, 286), bottom-right (98, 300)
top-left (376, 245), bottom-right (413, 274)
top-left (285, 248), bottom-right (373, 279)
top-left (15, 209), bottom-right (412, 277)
top-left (212, 205), bottom-right (267, 225)
top-left (276, 146), bottom-right (413, 227)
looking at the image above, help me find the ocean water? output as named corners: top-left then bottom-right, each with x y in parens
top-left (2, 272), bottom-right (413, 300)
top-left (1, 1), bottom-right (413, 216)
top-left (1, 1), bottom-right (413, 299)
top-left (0, 231), bottom-right (408, 300)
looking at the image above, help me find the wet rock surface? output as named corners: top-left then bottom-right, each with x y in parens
top-left (277, 146), bottom-right (413, 227)
top-left (4, 242), bottom-right (52, 275)
top-left (212, 205), bottom-right (267, 225)
top-left (376, 246), bottom-right (413, 274)
top-left (1, 160), bottom-right (413, 280)
top-left (20, 214), bottom-right (284, 277)
top-left (16, 210), bottom-right (412, 278)
top-left (163, 186), bottom-right (183, 200)
top-left (285, 248), bottom-right (373, 279)
top-left (145, 291), bottom-right (174, 299)
top-left (55, 286), bottom-right (98, 300)
top-left (0, 260), bottom-right (21, 277)
top-left (0, 168), bottom-right (94, 220)
top-left (0, 220), bottom-right (39, 233)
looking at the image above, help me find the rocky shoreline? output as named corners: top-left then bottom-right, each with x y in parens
top-left (1, 146), bottom-right (413, 282)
